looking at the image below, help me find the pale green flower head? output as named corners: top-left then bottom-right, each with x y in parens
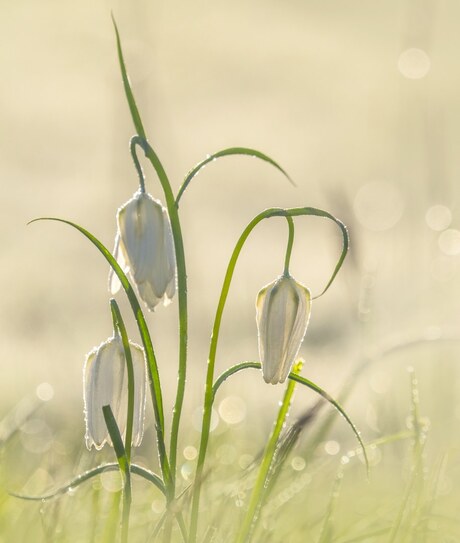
top-left (110, 191), bottom-right (176, 311)
top-left (83, 333), bottom-right (147, 450)
top-left (256, 274), bottom-right (311, 385)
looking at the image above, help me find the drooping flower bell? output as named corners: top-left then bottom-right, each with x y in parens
top-left (109, 190), bottom-right (176, 311)
top-left (83, 332), bottom-right (147, 450)
top-left (256, 274), bottom-right (311, 385)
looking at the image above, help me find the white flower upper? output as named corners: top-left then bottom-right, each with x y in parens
top-left (110, 191), bottom-right (176, 311)
top-left (83, 333), bottom-right (147, 450)
top-left (256, 274), bottom-right (311, 385)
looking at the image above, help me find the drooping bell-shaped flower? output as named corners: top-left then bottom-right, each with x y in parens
top-left (83, 332), bottom-right (147, 450)
top-left (256, 274), bottom-right (311, 385)
top-left (109, 191), bottom-right (176, 311)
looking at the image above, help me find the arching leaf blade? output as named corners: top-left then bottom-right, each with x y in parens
top-left (176, 147), bottom-right (293, 206)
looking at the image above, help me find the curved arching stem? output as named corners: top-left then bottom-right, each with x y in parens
top-left (283, 215), bottom-right (295, 275)
top-left (189, 206), bottom-right (349, 542)
top-left (129, 136), bottom-right (189, 493)
top-left (175, 147), bottom-right (293, 207)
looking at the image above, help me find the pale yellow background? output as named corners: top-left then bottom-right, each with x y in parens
top-left (1, 0), bottom-right (459, 440)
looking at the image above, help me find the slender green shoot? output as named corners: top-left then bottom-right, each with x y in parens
top-left (10, 464), bottom-right (166, 501)
top-left (102, 405), bottom-right (131, 543)
top-left (112, 16), bottom-right (146, 139)
top-left (235, 362), bottom-right (302, 543)
top-left (283, 215), bottom-right (295, 275)
top-left (109, 299), bottom-right (135, 463)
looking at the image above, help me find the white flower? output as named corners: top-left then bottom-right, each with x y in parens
top-left (83, 333), bottom-right (147, 450)
top-left (109, 191), bottom-right (176, 311)
top-left (256, 274), bottom-right (311, 385)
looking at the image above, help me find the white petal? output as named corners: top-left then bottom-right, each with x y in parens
top-left (83, 336), bottom-right (125, 450)
top-left (109, 234), bottom-right (128, 295)
top-left (256, 275), bottom-right (311, 385)
top-left (130, 343), bottom-right (147, 446)
top-left (117, 191), bottom-right (176, 310)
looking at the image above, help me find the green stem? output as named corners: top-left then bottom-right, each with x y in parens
top-left (130, 137), bottom-right (146, 194)
top-left (236, 363), bottom-right (301, 543)
top-left (189, 207), bottom-right (349, 542)
top-left (131, 137), bottom-right (189, 495)
top-left (283, 216), bottom-right (295, 275)
top-left (110, 299), bottom-right (134, 463)
top-left (102, 405), bottom-right (131, 543)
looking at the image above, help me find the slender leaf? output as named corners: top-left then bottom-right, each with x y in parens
top-left (112, 15), bottom-right (146, 139)
top-left (176, 147), bottom-right (293, 206)
top-left (10, 463), bottom-right (166, 501)
top-left (28, 217), bottom-right (170, 486)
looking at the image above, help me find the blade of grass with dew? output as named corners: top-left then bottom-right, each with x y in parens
top-left (10, 464), bottom-right (166, 501)
top-left (112, 16), bottom-right (146, 139)
top-left (175, 147), bottom-right (293, 207)
top-left (28, 217), bottom-right (171, 489)
top-left (387, 371), bottom-right (427, 543)
top-left (235, 362), bottom-right (302, 543)
top-left (190, 206), bottom-right (349, 542)
top-left (103, 404), bottom-right (131, 543)
top-left (212, 361), bottom-right (367, 470)
top-left (317, 467), bottom-right (344, 543)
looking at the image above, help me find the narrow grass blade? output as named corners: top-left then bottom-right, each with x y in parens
top-left (288, 373), bottom-right (368, 473)
top-left (112, 15), bottom-right (146, 139)
top-left (235, 363), bottom-right (302, 543)
top-left (212, 362), bottom-right (261, 399)
top-left (10, 463), bottom-right (166, 501)
top-left (103, 405), bottom-right (128, 475)
top-left (110, 299), bottom-right (135, 463)
top-left (212, 360), bottom-right (366, 471)
top-left (175, 147), bottom-right (293, 207)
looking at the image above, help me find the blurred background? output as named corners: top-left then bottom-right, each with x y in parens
top-left (1, 0), bottom-right (460, 538)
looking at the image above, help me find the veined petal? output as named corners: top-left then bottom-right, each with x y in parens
top-left (83, 335), bottom-right (125, 450)
top-left (130, 342), bottom-right (147, 446)
top-left (116, 191), bottom-right (176, 311)
top-left (256, 275), bottom-right (311, 385)
top-left (109, 234), bottom-right (129, 295)
top-left (83, 335), bottom-right (148, 450)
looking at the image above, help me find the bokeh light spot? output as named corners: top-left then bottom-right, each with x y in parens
top-left (425, 205), bottom-right (452, 231)
top-left (353, 181), bottom-right (404, 231)
top-left (291, 456), bottom-right (306, 471)
top-left (398, 48), bottom-right (431, 79)
top-left (183, 445), bottom-right (197, 460)
top-left (438, 229), bottom-right (460, 255)
top-left (218, 395), bottom-right (246, 425)
top-left (36, 382), bottom-right (54, 402)
top-left (324, 440), bottom-right (340, 455)
top-left (100, 471), bottom-right (123, 493)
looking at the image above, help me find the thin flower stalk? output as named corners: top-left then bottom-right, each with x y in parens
top-left (235, 362), bottom-right (302, 543)
top-left (190, 207), bottom-right (349, 542)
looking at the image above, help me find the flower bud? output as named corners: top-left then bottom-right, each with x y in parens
top-left (109, 191), bottom-right (176, 311)
top-left (256, 274), bottom-right (311, 384)
top-left (83, 333), bottom-right (147, 450)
